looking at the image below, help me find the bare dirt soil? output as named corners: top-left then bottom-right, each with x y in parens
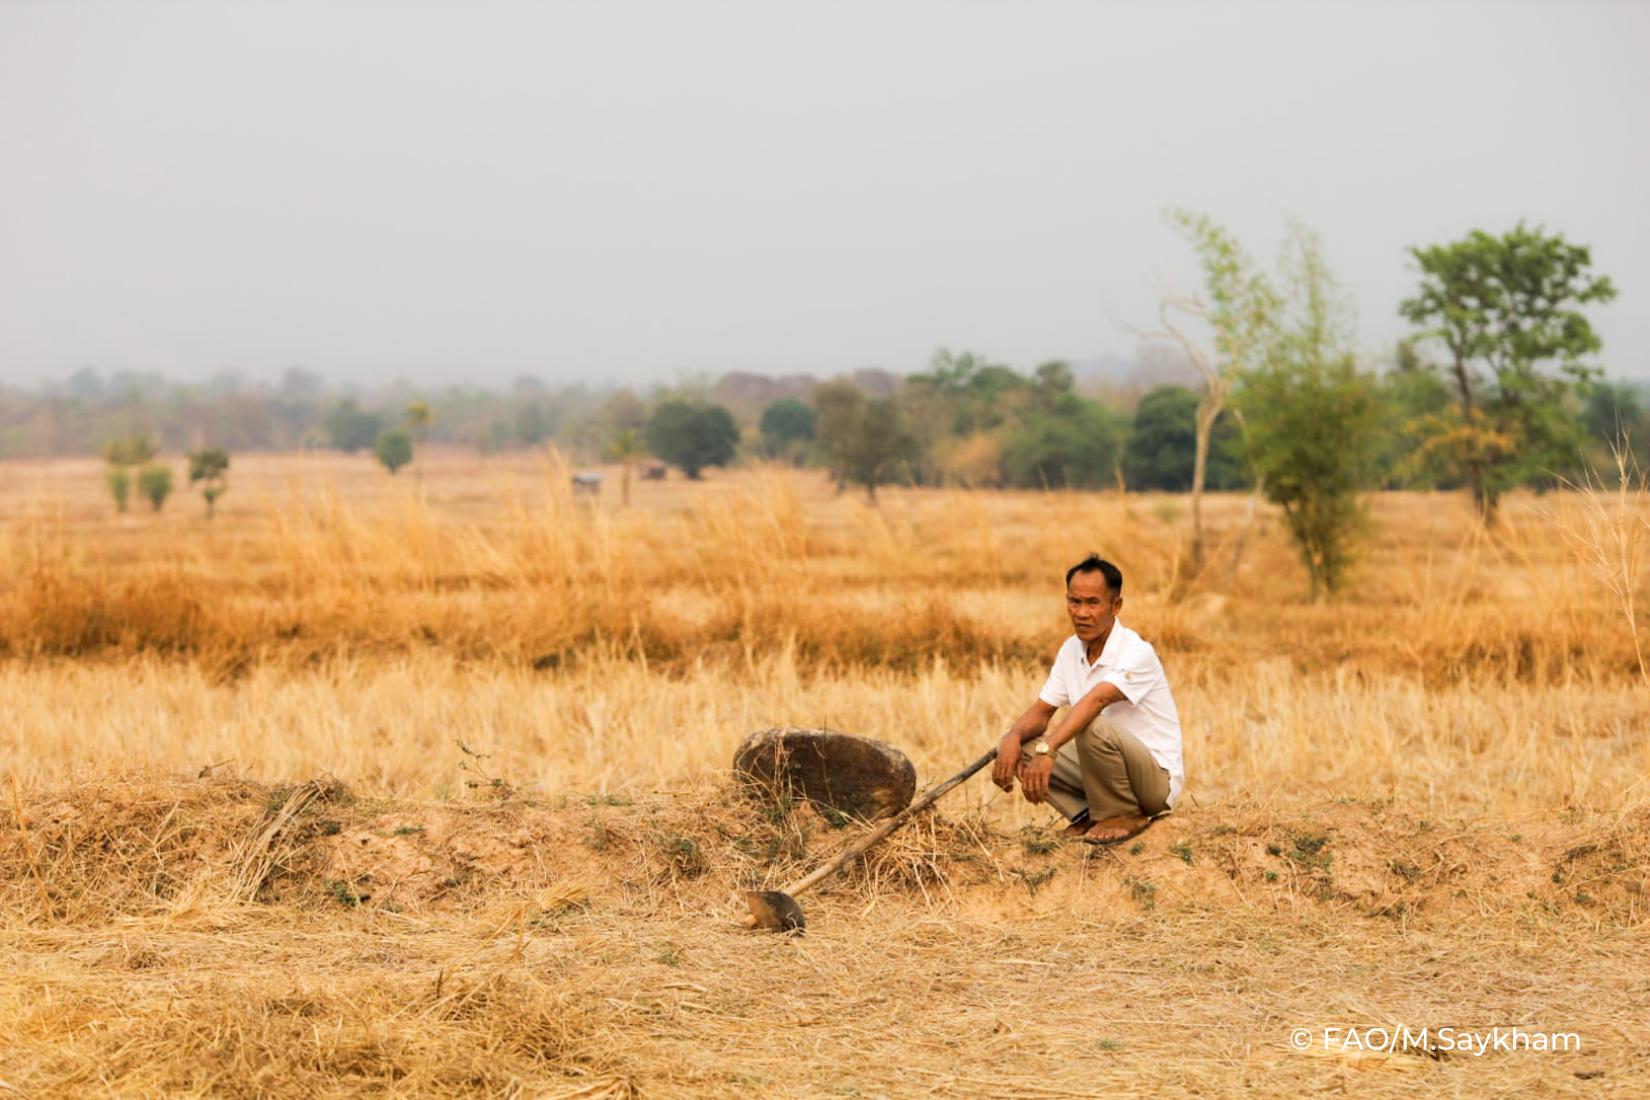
top-left (4, 774), bottom-right (1645, 1098)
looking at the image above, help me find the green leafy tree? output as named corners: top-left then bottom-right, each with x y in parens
top-left (811, 381), bottom-right (866, 492)
top-left (101, 433), bottom-right (157, 513)
top-left (908, 349), bottom-right (1025, 435)
top-left (102, 434), bottom-right (156, 467)
top-left (608, 426), bottom-right (645, 506)
top-left (406, 400), bottom-right (432, 439)
top-left (1122, 385), bottom-right (1249, 492)
top-left (602, 390), bottom-right (647, 432)
top-left (187, 446), bottom-right (231, 518)
top-left (833, 397), bottom-right (919, 503)
top-left (759, 398), bottom-right (816, 461)
top-left (137, 462), bottom-right (174, 512)
top-left (1001, 394), bottom-right (1121, 490)
top-left (405, 400), bottom-right (433, 477)
top-left (1237, 226), bottom-right (1380, 599)
top-left (1374, 341), bottom-right (1458, 489)
top-left (1398, 223), bottom-right (1617, 524)
top-left (1149, 210), bottom-right (1283, 569)
top-left (644, 399), bottom-right (739, 479)
top-left (374, 428), bottom-right (414, 475)
top-left (1579, 381), bottom-right (1650, 474)
top-left (1029, 361), bottom-right (1075, 408)
top-left (514, 401), bottom-right (551, 446)
top-left (105, 466), bottom-right (131, 513)
top-left (324, 400), bottom-right (383, 453)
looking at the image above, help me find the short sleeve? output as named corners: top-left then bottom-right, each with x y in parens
top-left (1100, 643), bottom-right (1161, 706)
top-left (1037, 655), bottom-right (1069, 708)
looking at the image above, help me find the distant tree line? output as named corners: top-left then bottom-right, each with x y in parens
top-left (5, 221), bottom-right (1634, 564)
top-left (6, 349), bottom-right (1640, 500)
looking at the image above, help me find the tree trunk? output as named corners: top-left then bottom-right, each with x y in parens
top-left (1449, 351), bottom-right (1496, 527)
top-left (1189, 381), bottom-right (1227, 573)
top-left (621, 459), bottom-right (632, 507)
top-left (1226, 475), bottom-right (1264, 584)
top-left (1475, 482), bottom-right (1500, 527)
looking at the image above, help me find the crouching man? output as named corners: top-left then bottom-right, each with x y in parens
top-left (993, 555), bottom-right (1185, 843)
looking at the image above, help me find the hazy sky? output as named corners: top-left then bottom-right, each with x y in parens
top-left (3, 0), bottom-right (1646, 388)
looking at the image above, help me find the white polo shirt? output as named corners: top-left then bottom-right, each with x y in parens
top-left (1036, 621), bottom-right (1185, 807)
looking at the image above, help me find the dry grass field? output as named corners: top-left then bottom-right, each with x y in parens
top-left (2, 449), bottom-right (1648, 1097)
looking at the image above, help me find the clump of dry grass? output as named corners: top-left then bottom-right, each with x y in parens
top-left (3, 941), bottom-right (629, 1097)
top-left (1548, 445), bottom-right (1650, 688)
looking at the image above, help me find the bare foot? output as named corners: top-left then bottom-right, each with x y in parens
top-left (1082, 814), bottom-right (1150, 844)
top-left (1062, 816), bottom-right (1091, 837)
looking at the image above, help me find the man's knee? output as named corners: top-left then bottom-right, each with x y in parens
top-left (1084, 718), bottom-right (1126, 750)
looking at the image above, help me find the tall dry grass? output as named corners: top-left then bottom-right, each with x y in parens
top-left (1, 452), bottom-right (1647, 813)
top-left (1549, 446), bottom-right (1650, 688)
top-left (4, 652), bottom-right (1644, 816)
top-left (2, 453), bottom-right (1643, 678)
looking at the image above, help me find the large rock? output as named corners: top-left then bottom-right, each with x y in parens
top-left (732, 727), bottom-right (916, 821)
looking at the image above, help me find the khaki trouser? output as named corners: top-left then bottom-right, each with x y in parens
top-left (1042, 717), bottom-right (1171, 822)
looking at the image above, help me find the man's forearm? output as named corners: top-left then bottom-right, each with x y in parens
top-left (1046, 684), bottom-right (1122, 751)
top-left (1004, 708), bottom-right (1052, 746)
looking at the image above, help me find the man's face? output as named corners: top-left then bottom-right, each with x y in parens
top-left (1066, 570), bottom-right (1120, 644)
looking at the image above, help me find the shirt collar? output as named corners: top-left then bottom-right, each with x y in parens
top-left (1079, 621), bottom-right (1127, 668)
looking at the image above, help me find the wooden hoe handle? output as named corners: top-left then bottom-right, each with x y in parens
top-left (780, 746), bottom-right (999, 900)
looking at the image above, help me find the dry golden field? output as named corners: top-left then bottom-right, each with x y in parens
top-left (2, 449), bottom-right (1648, 1097)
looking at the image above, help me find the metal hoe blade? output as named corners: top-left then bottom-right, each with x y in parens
top-left (739, 746), bottom-right (998, 934)
top-left (744, 890), bottom-right (806, 934)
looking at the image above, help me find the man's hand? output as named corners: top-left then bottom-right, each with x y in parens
top-left (992, 733), bottom-right (1021, 791)
top-left (1019, 754), bottom-right (1054, 804)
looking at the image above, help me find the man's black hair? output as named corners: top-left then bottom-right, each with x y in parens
top-left (1065, 554), bottom-right (1122, 595)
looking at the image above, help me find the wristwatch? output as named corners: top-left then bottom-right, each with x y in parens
top-left (1032, 740), bottom-right (1052, 757)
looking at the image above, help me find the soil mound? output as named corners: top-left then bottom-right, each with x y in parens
top-left (4, 776), bottom-right (1645, 929)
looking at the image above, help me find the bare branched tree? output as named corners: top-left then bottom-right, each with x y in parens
top-left (1124, 211), bottom-right (1280, 575)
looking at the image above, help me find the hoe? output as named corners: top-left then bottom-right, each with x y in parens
top-left (743, 746), bottom-right (998, 933)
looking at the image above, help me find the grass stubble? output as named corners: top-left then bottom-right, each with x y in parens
top-left (1, 450), bottom-right (1647, 1097)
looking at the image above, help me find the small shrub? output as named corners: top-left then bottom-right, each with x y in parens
top-left (582, 818), bottom-right (612, 852)
top-left (102, 434), bottom-right (156, 467)
top-left (137, 463), bottom-right (173, 512)
top-left (1022, 834), bottom-right (1060, 856)
top-left (374, 429), bottom-right (413, 475)
top-left (1287, 832), bottom-right (1332, 871)
top-left (1125, 876), bottom-right (1157, 911)
top-left (187, 446), bottom-right (231, 517)
top-left (1018, 867), bottom-right (1058, 895)
top-left (105, 466), bottom-right (131, 513)
top-left (327, 880), bottom-right (365, 907)
top-left (657, 834), bottom-right (707, 878)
